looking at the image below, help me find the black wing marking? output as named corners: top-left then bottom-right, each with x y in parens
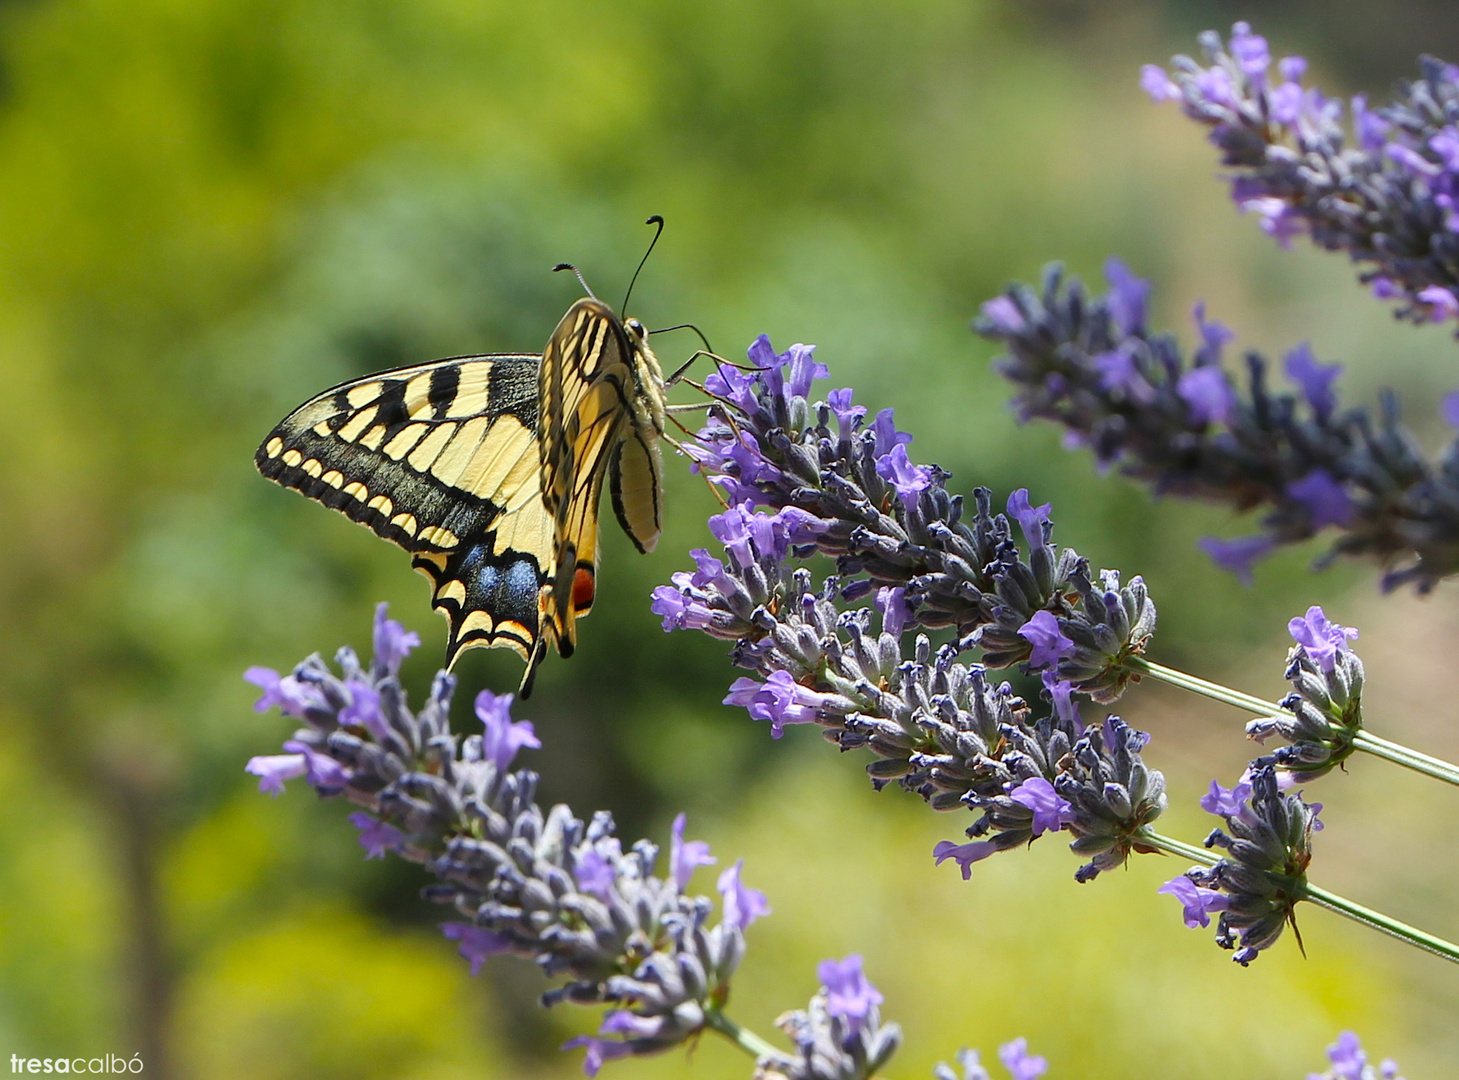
top-left (256, 352), bottom-right (556, 670)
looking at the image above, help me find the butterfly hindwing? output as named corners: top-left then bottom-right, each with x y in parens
top-left (609, 430), bottom-right (664, 555)
top-left (256, 352), bottom-right (557, 668)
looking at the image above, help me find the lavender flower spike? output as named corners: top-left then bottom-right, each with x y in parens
top-left (1247, 607), bottom-right (1365, 784)
top-left (1147, 22), bottom-right (1459, 325)
top-left (662, 335), bottom-right (1156, 725)
top-left (978, 262), bottom-right (1459, 590)
top-left (246, 605), bottom-right (768, 1077)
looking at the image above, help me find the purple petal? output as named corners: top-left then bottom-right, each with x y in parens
top-left (283, 739), bottom-right (350, 790)
top-left (1104, 258), bottom-right (1150, 334)
top-left (874, 443), bottom-right (932, 506)
top-left (816, 954), bottom-right (883, 1037)
top-left (244, 666), bottom-right (323, 718)
top-left (1016, 610), bottom-right (1075, 671)
top-left (349, 812), bottom-right (405, 858)
top-left (1285, 468), bottom-right (1355, 529)
top-left (1006, 488), bottom-right (1052, 550)
top-left (1177, 366), bottom-right (1236, 426)
top-left (1287, 605), bottom-right (1358, 672)
top-left (1158, 875), bottom-right (1230, 929)
top-left (826, 387), bottom-right (867, 442)
top-left (562, 1036), bottom-right (633, 1078)
top-left (670, 812), bottom-right (716, 890)
top-left (1419, 285), bottom-right (1459, 321)
top-left (574, 844), bottom-right (620, 902)
top-left (874, 586), bottom-right (909, 640)
top-left (372, 602), bottom-right (420, 673)
top-left (1442, 390), bottom-right (1459, 428)
top-left (1199, 778), bottom-right (1253, 818)
top-left (998, 1038), bottom-right (1049, 1080)
top-left (1283, 342), bottom-right (1341, 417)
top-left (1198, 534), bottom-right (1275, 586)
top-left (1140, 64), bottom-right (1180, 102)
top-left (475, 689), bottom-right (540, 771)
top-left (933, 838), bottom-right (998, 879)
top-left (1229, 21), bottom-right (1270, 76)
top-left (441, 922), bottom-right (511, 975)
top-left (980, 295), bottom-right (1026, 333)
top-left (717, 859), bottom-right (770, 930)
top-left (1007, 777), bottom-right (1070, 836)
top-left (245, 753), bottom-right (306, 796)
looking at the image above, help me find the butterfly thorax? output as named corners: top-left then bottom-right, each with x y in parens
top-left (621, 316), bottom-right (668, 440)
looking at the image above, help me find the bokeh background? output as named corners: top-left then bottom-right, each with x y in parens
top-left (1, 0), bottom-right (1457, 1076)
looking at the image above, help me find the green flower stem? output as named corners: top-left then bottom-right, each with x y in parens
top-left (1130, 658), bottom-right (1459, 788)
top-left (1302, 884), bottom-right (1459, 963)
top-left (1138, 829), bottom-right (1217, 867)
top-left (704, 1008), bottom-right (783, 1063)
top-left (1141, 830), bottom-right (1459, 964)
top-left (1132, 658), bottom-right (1282, 714)
top-left (1352, 731), bottom-right (1459, 786)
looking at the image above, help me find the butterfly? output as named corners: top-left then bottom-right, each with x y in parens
top-left (256, 293), bottom-right (669, 696)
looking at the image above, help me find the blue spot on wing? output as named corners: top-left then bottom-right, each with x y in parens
top-left (462, 543), bottom-right (540, 631)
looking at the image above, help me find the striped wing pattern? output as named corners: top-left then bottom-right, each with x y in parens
top-left (255, 352), bottom-right (555, 672)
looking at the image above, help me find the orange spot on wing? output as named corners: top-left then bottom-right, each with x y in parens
top-left (572, 566), bottom-right (596, 613)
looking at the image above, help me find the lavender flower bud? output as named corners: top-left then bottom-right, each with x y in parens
top-left (1247, 607), bottom-right (1365, 783)
top-left (1174, 765), bottom-right (1321, 965)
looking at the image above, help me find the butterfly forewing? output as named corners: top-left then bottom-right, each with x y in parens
top-left (539, 299), bottom-right (636, 519)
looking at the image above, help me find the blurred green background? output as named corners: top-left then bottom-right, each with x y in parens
top-left (1, 0), bottom-right (1457, 1076)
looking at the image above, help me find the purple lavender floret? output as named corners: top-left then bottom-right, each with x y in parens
top-left (1310, 1032), bottom-right (1405, 1080)
top-left (1174, 765), bottom-right (1320, 965)
top-left (977, 261), bottom-right (1459, 590)
top-left (244, 606), bottom-right (769, 1076)
top-left (1247, 607), bottom-right (1365, 784)
top-left (1146, 22), bottom-right (1459, 324)
top-left (1158, 873), bottom-right (1230, 929)
top-left (771, 957), bottom-right (901, 1080)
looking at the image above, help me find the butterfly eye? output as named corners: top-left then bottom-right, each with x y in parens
top-left (625, 317), bottom-right (647, 341)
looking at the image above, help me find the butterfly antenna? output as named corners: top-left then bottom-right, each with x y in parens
top-left (653, 322), bottom-right (714, 353)
top-left (553, 263), bottom-right (597, 299)
top-left (621, 215), bottom-right (665, 314)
